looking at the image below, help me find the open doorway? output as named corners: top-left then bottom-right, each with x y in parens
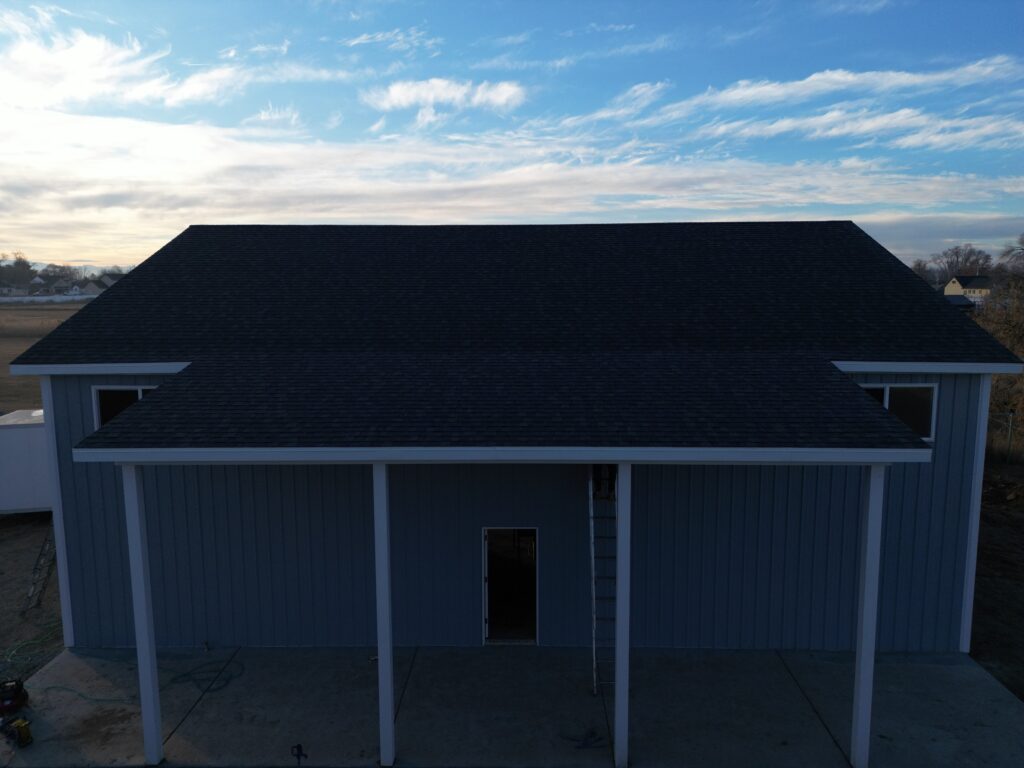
top-left (483, 528), bottom-right (537, 644)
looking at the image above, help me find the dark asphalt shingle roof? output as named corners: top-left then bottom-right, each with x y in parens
top-left (13, 221), bottom-right (1018, 366)
top-left (951, 274), bottom-right (992, 289)
top-left (76, 352), bottom-right (926, 450)
top-left (10, 221), bottom-right (1012, 451)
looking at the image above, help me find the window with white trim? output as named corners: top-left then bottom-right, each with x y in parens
top-left (93, 386), bottom-right (155, 429)
top-left (861, 383), bottom-right (937, 441)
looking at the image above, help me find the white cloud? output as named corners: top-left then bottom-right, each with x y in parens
top-left (561, 81), bottom-right (671, 127)
top-left (473, 34), bottom-right (671, 71)
top-left (634, 55), bottom-right (1024, 126)
top-left (368, 116), bottom-right (386, 133)
top-left (250, 39), bottom-right (290, 56)
top-left (361, 78), bottom-right (526, 127)
top-left (1, 101), bottom-right (1021, 266)
top-left (0, 13), bottom-right (353, 109)
top-left (341, 27), bottom-right (441, 56)
top-left (243, 103), bottom-right (302, 128)
top-left (816, 0), bottom-right (892, 14)
top-left (325, 110), bottom-right (344, 129)
top-left (692, 106), bottom-right (1024, 151)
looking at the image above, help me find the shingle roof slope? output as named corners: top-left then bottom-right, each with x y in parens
top-left (13, 221), bottom-right (1019, 366)
top-left (952, 274), bottom-right (993, 289)
top-left (76, 351), bottom-right (925, 450)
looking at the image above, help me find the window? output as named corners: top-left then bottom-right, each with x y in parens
top-left (93, 386), bottom-right (155, 429)
top-left (860, 383), bottom-right (937, 441)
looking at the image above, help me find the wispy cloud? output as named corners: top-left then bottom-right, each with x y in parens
top-left (816, 0), bottom-right (892, 15)
top-left (0, 10), bottom-right (355, 108)
top-left (561, 22), bottom-right (636, 37)
top-left (693, 106), bottom-right (1024, 151)
top-left (243, 102), bottom-right (302, 129)
top-left (361, 78), bottom-right (526, 127)
top-left (249, 39), bottom-right (290, 56)
top-left (560, 82), bottom-right (671, 127)
top-left (473, 34), bottom-right (672, 71)
top-left (633, 55), bottom-right (1024, 126)
top-left (340, 26), bottom-right (441, 56)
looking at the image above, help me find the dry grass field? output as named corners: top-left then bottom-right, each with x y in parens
top-left (0, 302), bottom-right (86, 414)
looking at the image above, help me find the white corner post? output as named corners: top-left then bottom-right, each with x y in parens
top-left (372, 463), bottom-right (396, 767)
top-left (960, 374), bottom-right (992, 652)
top-left (40, 375), bottom-right (75, 648)
top-left (121, 464), bottom-right (162, 766)
top-left (851, 464), bottom-right (886, 768)
top-left (614, 463), bottom-right (632, 768)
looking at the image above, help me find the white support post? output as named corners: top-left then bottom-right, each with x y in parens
top-left (960, 374), bottom-right (992, 651)
top-left (40, 375), bottom-right (75, 648)
top-left (373, 463), bottom-right (396, 767)
top-left (851, 464), bottom-right (886, 768)
top-left (614, 463), bottom-right (632, 768)
top-left (121, 464), bottom-right (162, 766)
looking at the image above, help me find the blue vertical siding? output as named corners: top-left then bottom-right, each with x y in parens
top-left (389, 464), bottom-right (591, 647)
top-left (52, 371), bottom-right (981, 652)
top-left (631, 373), bottom-right (982, 652)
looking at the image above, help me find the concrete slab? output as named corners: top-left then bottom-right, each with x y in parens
top-left (1, 647), bottom-right (236, 768)
top-left (165, 648), bottom-right (412, 768)
top-left (621, 650), bottom-right (848, 768)
top-left (395, 647), bottom-right (611, 767)
top-left (781, 651), bottom-right (1024, 768)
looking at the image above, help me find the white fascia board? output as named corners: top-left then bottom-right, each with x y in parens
top-left (9, 362), bottom-right (190, 376)
top-left (73, 445), bottom-right (932, 466)
top-left (833, 361), bottom-right (1023, 375)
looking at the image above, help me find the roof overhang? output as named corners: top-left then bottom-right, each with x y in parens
top-left (9, 362), bottom-right (190, 376)
top-left (72, 445), bottom-right (932, 466)
top-left (15, 359), bottom-right (1021, 377)
top-left (832, 361), bottom-right (1023, 374)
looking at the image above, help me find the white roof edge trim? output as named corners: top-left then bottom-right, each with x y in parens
top-left (9, 362), bottom-right (191, 376)
top-left (832, 361), bottom-right (1023, 374)
top-left (73, 446), bottom-right (933, 466)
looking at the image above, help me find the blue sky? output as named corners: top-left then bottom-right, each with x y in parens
top-left (1, 0), bottom-right (1022, 266)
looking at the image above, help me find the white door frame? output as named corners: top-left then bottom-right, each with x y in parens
top-left (482, 527), bottom-right (539, 645)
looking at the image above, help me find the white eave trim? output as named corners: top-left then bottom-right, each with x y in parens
top-left (72, 445), bottom-right (932, 466)
top-left (10, 362), bottom-right (190, 376)
top-left (833, 361), bottom-right (1023, 375)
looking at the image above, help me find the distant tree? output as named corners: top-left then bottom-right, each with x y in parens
top-left (0, 252), bottom-right (36, 286)
top-left (911, 258), bottom-right (937, 287)
top-left (39, 263), bottom-right (84, 281)
top-left (976, 276), bottom-right (1024, 419)
top-left (929, 244), bottom-right (993, 286)
top-left (1001, 233), bottom-right (1024, 272)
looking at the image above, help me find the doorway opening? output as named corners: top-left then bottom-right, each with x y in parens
top-left (483, 528), bottom-right (537, 644)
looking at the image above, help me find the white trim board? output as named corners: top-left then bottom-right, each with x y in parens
top-left (73, 445), bottom-right (933, 466)
top-left (14, 360), bottom-right (1019, 377)
top-left (40, 376), bottom-right (75, 648)
top-left (10, 362), bottom-right (189, 376)
top-left (833, 361), bottom-right (1022, 374)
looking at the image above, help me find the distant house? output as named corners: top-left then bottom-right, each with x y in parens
top-left (68, 280), bottom-right (104, 296)
top-left (32, 276), bottom-right (74, 296)
top-left (0, 281), bottom-right (29, 297)
top-left (944, 274), bottom-right (992, 304)
top-left (97, 272), bottom-right (124, 288)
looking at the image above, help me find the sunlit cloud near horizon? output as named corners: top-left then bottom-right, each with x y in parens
top-left (0, 1), bottom-right (1021, 267)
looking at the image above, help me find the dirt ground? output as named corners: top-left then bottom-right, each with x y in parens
top-left (0, 512), bottom-right (63, 681)
top-left (971, 462), bottom-right (1024, 701)
top-left (0, 302), bottom-right (85, 414)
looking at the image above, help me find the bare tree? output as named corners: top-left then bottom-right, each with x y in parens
top-left (1001, 233), bottom-right (1024, 272)
top-left (911, 258), bottom-right (937, 287)
top-left (39, 263), bottom-right (84, 281)
top-left (929, 244), bottom-right (993, 286)
top-left (977, 277), bottom-right (1024, 418)
top-left (0, 252), bottom-right (36, 286)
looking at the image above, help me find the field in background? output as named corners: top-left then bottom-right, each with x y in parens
top-left (0, 303), bottom-right (85, 414)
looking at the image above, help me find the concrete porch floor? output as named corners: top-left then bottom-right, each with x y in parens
top-left (3, 647), bottom-right (1023, 768)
